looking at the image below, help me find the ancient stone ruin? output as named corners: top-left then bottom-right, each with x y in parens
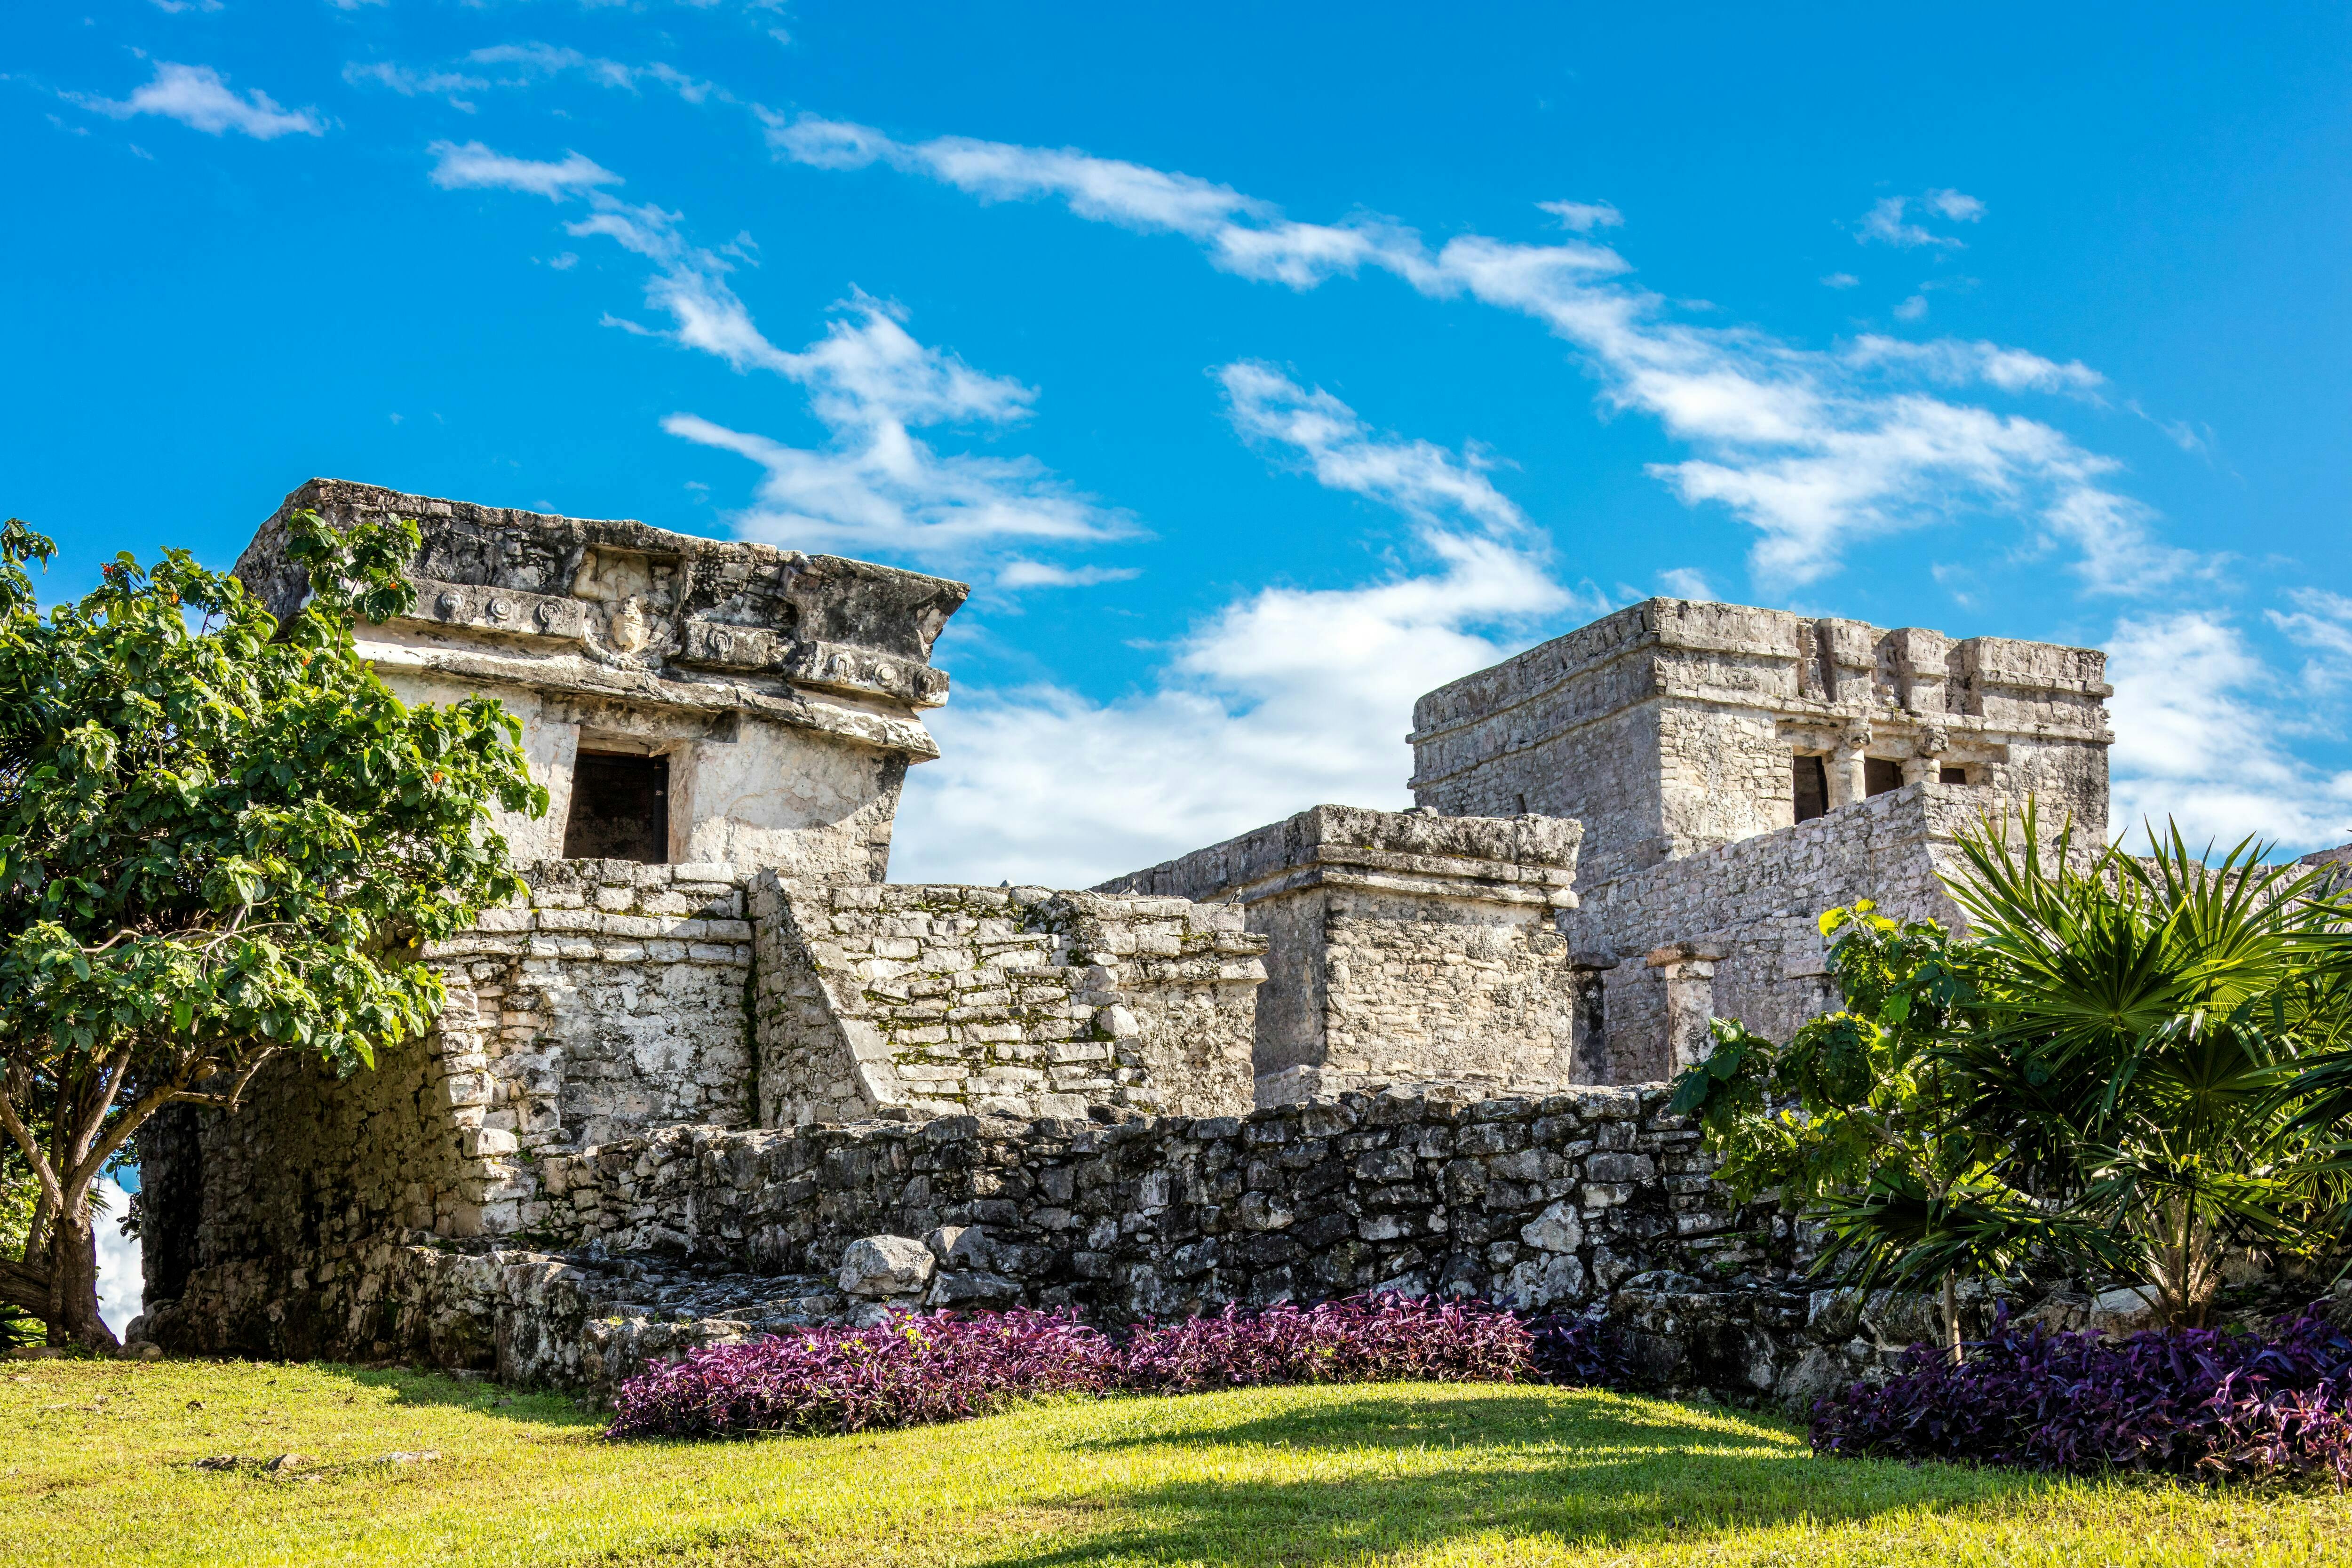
top-left (134, 479), bottom-right (2142, 1401)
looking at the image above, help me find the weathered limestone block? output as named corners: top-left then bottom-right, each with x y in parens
top-left (752, 877), bottom-right (1265, 1124)
top-left (1099, 805), bottom-right (1585, 1102)
top-left (1409, 596), bottom-right (2110, 884)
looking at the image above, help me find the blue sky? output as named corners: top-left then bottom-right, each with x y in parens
top-left (8, 0), bottom-right (2352, 890)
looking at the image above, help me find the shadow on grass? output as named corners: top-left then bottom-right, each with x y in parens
top-left (1073, 1387), bottom-right (1790, 1457)
top-left (325, 1363), bottom-right (604, 1429)
top-left (977, 1387), bottom-right (2059, 1568)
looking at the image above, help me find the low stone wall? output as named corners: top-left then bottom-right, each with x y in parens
top-left (752, 880), bottom-right (1265, 1124)
top-left (135, 860), bottom-right (759, 1311)
top-left (143, 1081), bottom-right (2188, 1403)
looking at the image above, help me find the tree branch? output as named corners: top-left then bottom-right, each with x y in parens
top-left (0, 1078), bottom-right (62, 1215)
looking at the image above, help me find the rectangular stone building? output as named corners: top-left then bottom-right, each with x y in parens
top-left (235, 479), bottom-right (970, 883)
top-left (1407, 597), bottom-right (2111, 885)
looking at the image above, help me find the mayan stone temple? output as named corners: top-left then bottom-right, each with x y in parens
top-left (135, 480), bottom-right (2117, 1400)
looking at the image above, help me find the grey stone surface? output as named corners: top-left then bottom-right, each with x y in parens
top-left (238, 479), bottom-right (968, 879)
top-left (1098, 806), bottom-right (1586, 1101)
top-left (1409, 597), bottom-right (2110, 885)
top-left (837, 1235), bottom-right (936, 1296)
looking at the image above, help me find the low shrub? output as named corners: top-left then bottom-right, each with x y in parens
top-left (1119, 1295), bottom-right (1534, 1393)
top-left (1811, 1307), bottom-right (2352, 1484)
top-left (606, 1309), bottom-right (1119, 1439)
top-left (1526, 1311), bottom-right (1645, 1392)
top-left (608, 1294), bottom-right (1547, 1440)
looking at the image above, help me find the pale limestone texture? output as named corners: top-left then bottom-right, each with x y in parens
top-left (1409, 597), bottom-right (2111, 884)
top-left (1098, 806), bottom-right (1584, 1102)
top-left (236, 479), bottom-right (965, 881)
top-left (751, 881), bottom-right (1265, 1124)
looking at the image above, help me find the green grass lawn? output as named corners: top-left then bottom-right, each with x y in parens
top-left (5, 1358), bottom-right (2350, 1567)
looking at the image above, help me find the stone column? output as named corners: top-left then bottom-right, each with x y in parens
top-left (1566, 951), bottom-right (1617, 1084)
top-left (1826, 722), bottom-right (1870, 809)
top-left (1901, 723), bottom-right (1948, 787)
top-left (1645, 939), bottom-right (1728, 1075)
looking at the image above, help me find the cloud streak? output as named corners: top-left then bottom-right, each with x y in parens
top-left (426, 143), bottom-right (1131, 571)
top-left (769, 116), bottom-right (2181, 593)
top-left (73, 62), bottom-right (323, 140)
top-left (894, 375), bottom-right (1587, 884)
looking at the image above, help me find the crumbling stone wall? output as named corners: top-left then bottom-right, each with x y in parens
top-left (535, 1087), bottom-right (1759, 1321)
top-left (1100, 807), bottom-right (1585, 1102)
top-left (751, 881), bottom-right (1265, 1123)
top-left (136, 860), bottom-right (758, 1321)
top-left (141, 1085), bottom-right (2198, 1404)
top-left (1558, 783), bottom-right (1978, 1076)
top-left (237, 480), bottom-right (968, 880)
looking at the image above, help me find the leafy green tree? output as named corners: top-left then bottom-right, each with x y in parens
top-left (0, 512), bottom-right (545, 1348)
top-left (1672, 808), bottom-right (2350, 1353)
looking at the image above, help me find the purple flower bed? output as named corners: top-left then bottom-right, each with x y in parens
top-left (1811, 1307), bottom-right (2352, 1484)
top-left (607, 1294), bottom-right (1547, 1440)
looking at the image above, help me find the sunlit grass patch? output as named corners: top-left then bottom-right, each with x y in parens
top-left (3, 1358), bottom-right (2349, 1566)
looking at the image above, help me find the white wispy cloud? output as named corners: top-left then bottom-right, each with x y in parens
top-left (349, 43), bottom-right (729, 112)
top-left (1821, 272), bottom-right (1860, 289)
top-left (1218, 362), bottom-right (1528, 535)
top-left (1540, 199), bottom-right (1623, 233)
top-left (425, 143), bottom-right (1132, 571)
top-left (428, 141), bottom-right (621, 199)
top-left (344, 60), bottom-right (490, 111)
top-left (661, 298), bottom-right (1132, 560)
top-left (72, 63), bottom-right (323, 140)
top-left (770, 117), bottom-right (2180, 594)
top-left (2106, 611), bottom-right (2352, 852)
top-left (1656, 567), bottom-right (1717, 601)
top-left (2267, 589), bottom-right (2352, 695)
top-left (1854, 192), bottom-right (1978, 249)
top-left (892, 378), bottom-right (1590, 884)
top-left (996, 560), bottom-right (1141, 589)
top-left (1925, 188), bottom-right (1986, 222)
top-left (465, 43), bottom-right (728, 104)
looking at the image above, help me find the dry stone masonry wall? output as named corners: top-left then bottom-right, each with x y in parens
top-left (1101, 806), bottom-right (1587, 1102)
top-left (752, 881), bottom-right (1265, 1124)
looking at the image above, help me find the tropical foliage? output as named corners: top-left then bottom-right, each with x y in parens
top-left (0, 512), bottom-right (544, 1347)
top-left (1812, 1306), bottom-right (2352, 1483)
top-left (1671, 807), bottom-right (2352, 1350)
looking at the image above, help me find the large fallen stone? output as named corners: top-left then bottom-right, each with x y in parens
top-left (837, 1234), bottom-right (936, 1297)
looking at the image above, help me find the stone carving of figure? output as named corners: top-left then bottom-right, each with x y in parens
top-left (606, 596), bottom-right (652, 654)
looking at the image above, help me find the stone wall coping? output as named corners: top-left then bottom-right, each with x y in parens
top-left (1410, 596), bottom-right (2109, 745)
top-left (1097, 804), bottom-right (1582, 905)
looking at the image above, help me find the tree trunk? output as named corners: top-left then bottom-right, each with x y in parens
top-left (44, 1201), bottom-right (118, 1352)
top-left (1942, 1270), bottom-right (1963, 1365)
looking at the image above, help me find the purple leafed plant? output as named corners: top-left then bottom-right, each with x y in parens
top-left (1526, 1312), bottom-right (1645, 1393)
top-left (607, 1294), bottom-right (1544, 1440)
top-left (1811, 1306), bottom-right (2352, 1484)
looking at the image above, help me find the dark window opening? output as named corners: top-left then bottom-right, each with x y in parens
top-left (1793, 754), bottom-right (1828, 822)
top-left (563, 750), bottom-right (670, 863)
top-left (1939, 765), bottom-right (1971, 785)
top-left (1864, 756), bottom-right (1904, 797)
